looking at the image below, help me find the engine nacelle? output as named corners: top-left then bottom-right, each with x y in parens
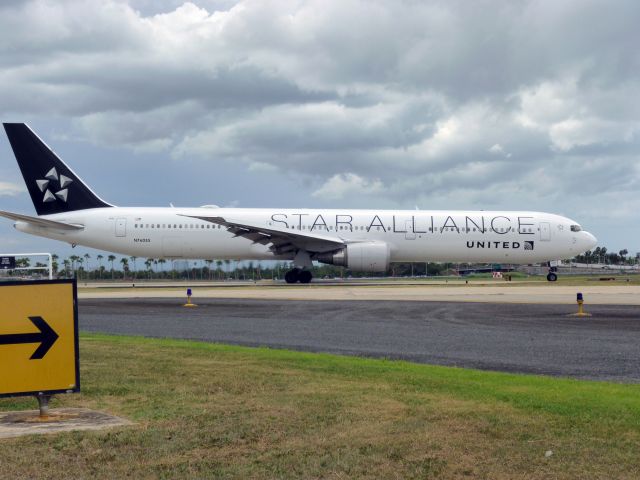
top-left (315, 242), bottom-right (390, 272)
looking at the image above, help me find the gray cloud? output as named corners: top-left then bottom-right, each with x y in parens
top-left (1, 0), bottom-right (639, 249)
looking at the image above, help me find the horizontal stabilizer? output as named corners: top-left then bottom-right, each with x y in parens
top-left (0, 210), bottom-right (84, 231)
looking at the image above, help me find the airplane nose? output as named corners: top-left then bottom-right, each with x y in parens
top-left (583, 231), bottom-right (597, 250)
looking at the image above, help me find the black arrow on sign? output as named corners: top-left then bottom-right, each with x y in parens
top-left (0, 316), bottom-right (59, 359)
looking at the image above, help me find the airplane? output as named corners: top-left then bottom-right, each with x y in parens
top-left (1, 123), bottom-right (597, 283)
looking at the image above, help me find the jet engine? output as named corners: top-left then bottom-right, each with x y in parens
top-left (315, 241), bottom-right (390, 272)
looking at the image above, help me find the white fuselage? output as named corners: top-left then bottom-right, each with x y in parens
top-left (14, 207), bottom-right (597, 264)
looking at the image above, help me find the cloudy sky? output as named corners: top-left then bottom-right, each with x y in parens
top-left (1, 0), bottom-right (639, 260)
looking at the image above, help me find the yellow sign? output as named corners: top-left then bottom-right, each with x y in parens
top-left (0, 280), bottom-right (79, 397)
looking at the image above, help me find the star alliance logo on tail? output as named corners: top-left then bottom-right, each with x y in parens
top-left (524, 241), bottom-right (534, 250)
top-left (35, 167), bottom-right (72, 203)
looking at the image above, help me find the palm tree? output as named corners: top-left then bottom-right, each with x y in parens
top-left (619, 249), bottom-right (629, 265)
top-left (158, 258), bottom-right (166, 274)
top-left (63, 259), bottom-right (70, 277)
top-left (18, 257), bottom-right (30, 268)
top-left (69, 255), bottom-right (79, 278)
top-left (84, 253), bottom-right (91, 275)
top-left (51, 253), bottom-right (59, 273)
top-left (97, 254), bottom-right (104, 279)
top-left (77, 258), bottom-right (84, 280)
top-left (216, 260), bottom-right (223, 280)
top-left (120, 258), bottom-right (129, 279)
top-left (247, 261), bottom-right (254, 281)
top-left (224, 260), bottom-right (230, 279)
top-left (130, 256), bottom-right (137, 279)
top-left (144, 259), bottom-right (153, 279)
top-left (108, 255), bottom-right (116, 280)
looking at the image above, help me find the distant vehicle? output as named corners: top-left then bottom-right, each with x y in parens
top-left (1, 123), bottom-right (597, 283)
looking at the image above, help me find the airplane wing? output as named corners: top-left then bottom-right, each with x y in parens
top-left (180, 214), bottom-right (345, 256)
top-left (0, 210), bottom-right (84, 231)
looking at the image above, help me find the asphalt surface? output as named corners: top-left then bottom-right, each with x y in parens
top-left (79, 298), bottom-right (640, 383)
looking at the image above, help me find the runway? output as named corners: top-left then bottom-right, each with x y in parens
top-left (78, 298), bottom-right (640, 383)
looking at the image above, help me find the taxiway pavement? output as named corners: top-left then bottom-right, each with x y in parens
top-left (79, 298), bottom-right (640, 383)
top-left (79, 283), bottom-right (640, 305)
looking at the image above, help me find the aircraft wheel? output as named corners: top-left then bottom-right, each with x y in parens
top-left (285, 268), bottom-right (300, 284)
top-left (299, 270), bottom-right (312, 284)
top-left (546, 272), bottom-right (558, 282)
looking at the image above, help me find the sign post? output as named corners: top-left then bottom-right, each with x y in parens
top-left (0, 280), bottom-right (79, 415)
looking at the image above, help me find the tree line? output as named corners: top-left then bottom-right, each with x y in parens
top-left (10, 253), bottom-right (458, 281)
top-left (5, 245), bottom-right (638, 281)
top-left (572, 247), bottom-right (638, 265)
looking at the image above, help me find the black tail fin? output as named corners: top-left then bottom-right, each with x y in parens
top-left (3, 123), bottom-right (112, 215)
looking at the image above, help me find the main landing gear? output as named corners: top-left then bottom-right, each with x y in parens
top-left (546, 265), bottom-right (558, 282)
top-left (284, 268), bottom-right (313, 284)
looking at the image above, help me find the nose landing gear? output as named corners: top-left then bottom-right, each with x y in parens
top-left (546, 264), bottom-right (558, 282)
top-left (284, 268), bottom-right (313, 284)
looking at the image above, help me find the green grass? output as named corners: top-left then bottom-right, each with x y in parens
top-left (1, 334), bottom-right (639, 479)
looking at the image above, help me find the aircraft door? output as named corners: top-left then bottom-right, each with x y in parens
top-left (540, 222), bottom-right (551, 241)
top-left (115, 217), bottom-right (127, 237)
top-left (405, 220), bottom-right (416, 240)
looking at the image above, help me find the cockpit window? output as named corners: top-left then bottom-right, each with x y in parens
top-left (570, 225), bottom-right (582, 232)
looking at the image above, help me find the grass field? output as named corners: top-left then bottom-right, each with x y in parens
top-left (1, 334), bottom-right (639, 479)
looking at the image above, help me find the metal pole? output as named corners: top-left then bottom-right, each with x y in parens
top-left (36, 393), bottom-right (51, 418)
